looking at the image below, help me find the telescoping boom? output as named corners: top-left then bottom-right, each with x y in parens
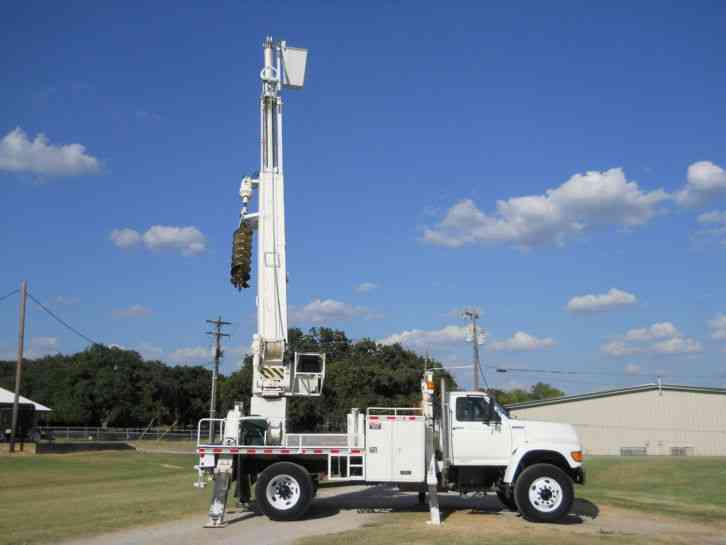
top-left (195, 37), bottom-right (586, 528)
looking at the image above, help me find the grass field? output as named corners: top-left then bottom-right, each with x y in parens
top-left (582, 456), bottom-right (726, 521)
top-left (0, 451), bottom-right (208, 545)
top-left (1, 453), bottom-right (725, 545)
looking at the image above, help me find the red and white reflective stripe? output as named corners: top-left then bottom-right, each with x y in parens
top-left (197, 447), bottom-right (368, 456)
top-left (368, 415), bottom-right (423, 421)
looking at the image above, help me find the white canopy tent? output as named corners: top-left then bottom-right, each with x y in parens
top-left (0, 385), bottom-right (51, 412)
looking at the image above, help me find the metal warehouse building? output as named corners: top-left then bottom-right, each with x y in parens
top-left (507, 384), bottom-right (726, 456)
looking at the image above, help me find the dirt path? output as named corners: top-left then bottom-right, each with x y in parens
top-left (61, 485), bottom-right (378, 545)
top-left (61, 485), bottom-right (726, 545)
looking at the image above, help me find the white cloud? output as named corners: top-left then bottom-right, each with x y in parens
top-left (110, 225), bottom-right (206, 256)
top-left (489, 331), bottom-right (555, 352)
top-left (355, 282), bottom-right (379, 293)
top-left (3, 337), bottom-right (61, 359)
top-left (143, 225), bottom-right (206, 256)
top-left (0, 127), bottom-right (100, 177)
top-left (379, 325), bottom-right (470, 349)
top-left (602, 340), bottom-right (642, 357)
top-left (289, 298), bottom-right (375, 325)
top-left (423, 168), bottom-right (668, 249)
top-left (709, 314), bottom-right (726, 340)
top-left (624, 363), bottom-right (641, 376)
top-left (53, 295), bottom-right (80, 306)
top-left (651, 337), bottom-right (703, 355)
top-left (602, 321), bottom-right (702, 357)
top-left (567, 288), bottom-right (637, 313)
top-left (168, 345), bottom-right (211, 365)
top-left (110, 228), bottom-right (141, 248)
top-left (698, 210), bottom-right (726, 225)
top-left (26, 337), bottom-right (60, 358)
top-left (135, 342), bottom-right (163, 360)
top-left (112, 304), bottom-right (152, 318)
top-left (696, 210), bottom-right (726, 247)
top-left (624, 322), bottom-right (679, 341)
top-left (676, 161), bottom-right (726, 207)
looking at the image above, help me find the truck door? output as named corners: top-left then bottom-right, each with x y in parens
top-left (450, 394), bottom-right (511, 466)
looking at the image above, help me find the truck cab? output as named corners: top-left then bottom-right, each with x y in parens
top-left (441, 390), bottom-right (585, 522)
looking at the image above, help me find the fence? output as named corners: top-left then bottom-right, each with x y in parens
top-left (39, 426), bottom-right (196, 442)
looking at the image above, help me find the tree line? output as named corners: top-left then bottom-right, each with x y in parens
top-left (0, 327), bottom-right (563, 430)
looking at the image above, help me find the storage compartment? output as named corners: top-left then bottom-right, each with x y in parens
top-left (365, 415), bottom-right (425, 483)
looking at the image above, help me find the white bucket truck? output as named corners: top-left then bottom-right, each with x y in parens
top-left (196, 36), bottom-right (584, 527)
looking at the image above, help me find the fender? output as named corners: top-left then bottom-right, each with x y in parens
top-left (503, 443), bottom-right (581, 484)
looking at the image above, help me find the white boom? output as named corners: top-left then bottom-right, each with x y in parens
top-left (235, 37), bottom-right (323, 442)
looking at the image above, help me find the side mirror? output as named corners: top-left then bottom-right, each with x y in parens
top-left (486, 400), bottom-right (500, 423)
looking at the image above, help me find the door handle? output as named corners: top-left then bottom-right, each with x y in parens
top-left (452, 427), bottom-right (463, 430)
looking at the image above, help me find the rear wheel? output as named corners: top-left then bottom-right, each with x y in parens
top-left (255, 462), bottom-right (313, 521)
top-left (513, 463), bottom-right (573, 523)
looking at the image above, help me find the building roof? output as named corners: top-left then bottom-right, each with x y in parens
top-left (506, 383), bottom-right (726, 410)
top-left (0, 386), bottom-right (52, 412)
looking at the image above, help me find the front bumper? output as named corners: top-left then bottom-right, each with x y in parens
top-left (573, 466), bottom-right (586, 485)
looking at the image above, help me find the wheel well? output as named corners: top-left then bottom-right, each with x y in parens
top-left (514, 450), bottom-right (571, 481)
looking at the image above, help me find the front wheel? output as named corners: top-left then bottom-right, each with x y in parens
top-left (513, 463), bottom-right (573, 523)
top-left (255, 462), bottom-right (313, 521)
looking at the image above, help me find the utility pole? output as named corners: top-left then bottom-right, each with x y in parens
top-left (206, 317), bottom-right (231, 423)
top-left (462, 309), bottom-right (482, 391)
top-left (10, 280), bottom-right (27, 453)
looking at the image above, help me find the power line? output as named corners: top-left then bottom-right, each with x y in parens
top-left (0, 289), bottom-right (19, 303)
top-left (27, 292), bottom-right (99, 345)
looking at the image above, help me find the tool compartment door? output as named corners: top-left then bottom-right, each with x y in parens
top-left (392, 418), bottom-right (425, 482)
top-left (365, 417), bottom-right (392, 481)
top-left (365, 416), bottom-right (425, 482)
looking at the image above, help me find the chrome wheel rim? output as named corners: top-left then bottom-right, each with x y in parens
top-left (528, 476), bottom-right (563, 513)
top-left (266, 474), bottom-right (301, 511)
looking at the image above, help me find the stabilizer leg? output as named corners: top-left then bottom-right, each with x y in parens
top-left (425, 454), bottom-right (441, 525)
top-left (205, 456), bottom-right (233, 528)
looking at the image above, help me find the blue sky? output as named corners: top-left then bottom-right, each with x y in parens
top-left (1, 2), bottom-right (725, 392)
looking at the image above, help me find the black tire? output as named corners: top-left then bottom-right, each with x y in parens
top-left (496, 488), bottom-right (517, 511)
top-left (255, 462), bottom-right (313, 521)
top-left (513, 463), bottom-right (574, 523)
